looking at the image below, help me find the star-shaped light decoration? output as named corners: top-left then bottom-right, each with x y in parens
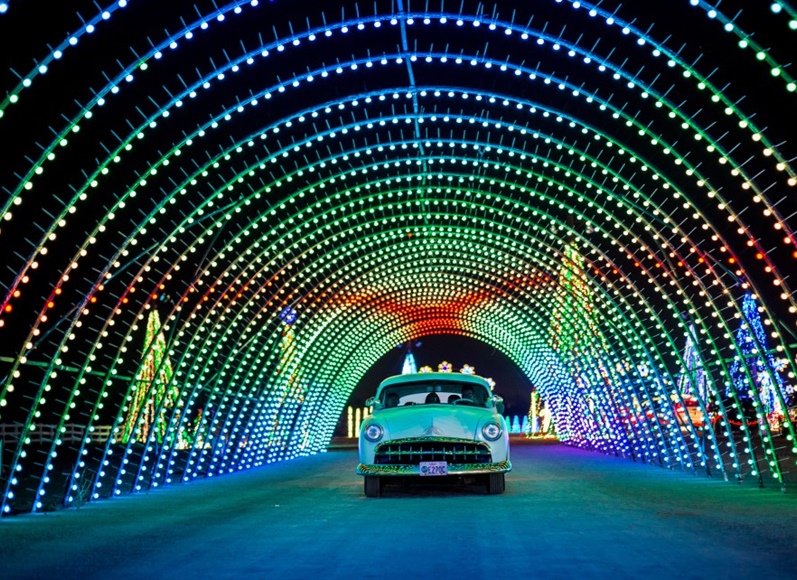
top-left (279, 306), bottom-right (297, 325)
top-left (438, 361), bottom-right (453, 373)
top-left (460, 364), bottom-right (475, 375)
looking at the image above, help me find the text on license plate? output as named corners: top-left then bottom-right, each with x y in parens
top-left (419, 461), bottom-right (448, 476)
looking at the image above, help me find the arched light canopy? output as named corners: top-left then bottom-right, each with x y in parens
top-left (0, 0), bottom-right (795, 515)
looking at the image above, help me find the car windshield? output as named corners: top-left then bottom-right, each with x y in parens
top-left (380, 381), bottom-right (491, 408)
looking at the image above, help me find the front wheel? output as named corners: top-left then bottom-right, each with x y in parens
top-left (486, 473), bottom-right (505, 495)
top-left (364, 475), bottom-right (382, 497)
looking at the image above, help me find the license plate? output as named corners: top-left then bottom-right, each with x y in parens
top-left (419, 461), bottom-right (448, 476)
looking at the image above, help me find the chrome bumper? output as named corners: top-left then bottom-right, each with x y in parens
top-left (356, 459), bottom-right (511, 476)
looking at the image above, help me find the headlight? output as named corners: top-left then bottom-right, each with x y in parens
top-left (481, 421), bottom-right (502, 441)
top-left (363, 422), bottom-right (384, 442)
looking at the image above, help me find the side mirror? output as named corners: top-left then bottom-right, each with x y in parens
top-left (491, 395), bottom-right (505, 415)
top-left (365, 396), bottom-right (379, 408)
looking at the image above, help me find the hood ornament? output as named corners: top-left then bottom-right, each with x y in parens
top-left (422, 425), bottom-right (444, 436)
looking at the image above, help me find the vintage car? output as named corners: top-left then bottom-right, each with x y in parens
top-left (356, 372), bottom-right (511, 496)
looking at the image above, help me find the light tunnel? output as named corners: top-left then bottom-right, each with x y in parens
top-left (0, 0), bottom-right (796, 515)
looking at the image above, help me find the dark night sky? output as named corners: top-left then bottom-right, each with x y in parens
top-left (347, 334), bottom-right (533, 418)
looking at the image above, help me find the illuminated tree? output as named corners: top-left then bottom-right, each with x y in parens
top-left (727, 293), bottom-right (788, 420)
top-left (677, 323), bottom-right (708, 402)
top-left (546, 241), bottom-right (619, 445)
top-left (529, 390), bottom-right (541, 434)
top-left (121, 309), bottom-right (180, 443)
top-left (402, 351), bottom-right (418, 374)
top-left (511, 416), bottom-right (521, 433)
top-left (521, 415), bottom-right (530, 434)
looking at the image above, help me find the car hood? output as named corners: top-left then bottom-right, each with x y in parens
top-left (374, 405), bottom-right (497, 440)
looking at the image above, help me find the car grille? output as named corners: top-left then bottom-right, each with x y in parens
top-left (374, 438), bottom-right (492, 465)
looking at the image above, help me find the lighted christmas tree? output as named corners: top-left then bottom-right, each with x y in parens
top-left (548, 242), bottom-right (595, 356)
top-left (529, 390), bottom-right (540, 434)
top-left (121, 309), bottom-right (180, 443)
top-left (726, 293), bottom-right (788, 422)
top-left (549, 242), bottom-right (616, 387)
top-left (276, 323), bottom-right (305, 403)
top-left (546, 241), bottom-right (617, 443)
top-left (402, 351), bottom-right (418, 374)
top-left (511, 416), bottom-right (521, 433)
top-left (676, 323), bottom-right (708, 402)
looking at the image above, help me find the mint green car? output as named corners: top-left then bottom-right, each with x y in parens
top-left (356, 372), bottom-right (511, 497)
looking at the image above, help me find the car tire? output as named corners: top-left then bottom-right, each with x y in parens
top-left (486, 473), bottom-right (505, 495)
top-left (364, 475), bottom-right (382, 497)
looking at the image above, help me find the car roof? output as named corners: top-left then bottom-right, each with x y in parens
top-left (377, 372), bottom-right (491, 393)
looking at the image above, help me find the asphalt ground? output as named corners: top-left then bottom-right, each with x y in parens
top-left (2, 440), bottom-right (796, 579)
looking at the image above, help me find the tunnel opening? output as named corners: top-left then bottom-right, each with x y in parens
top-left (338, 333), bottom-right (537, 438)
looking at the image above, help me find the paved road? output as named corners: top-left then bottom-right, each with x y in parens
top-left (2, 441), bottom-right (796, 579)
